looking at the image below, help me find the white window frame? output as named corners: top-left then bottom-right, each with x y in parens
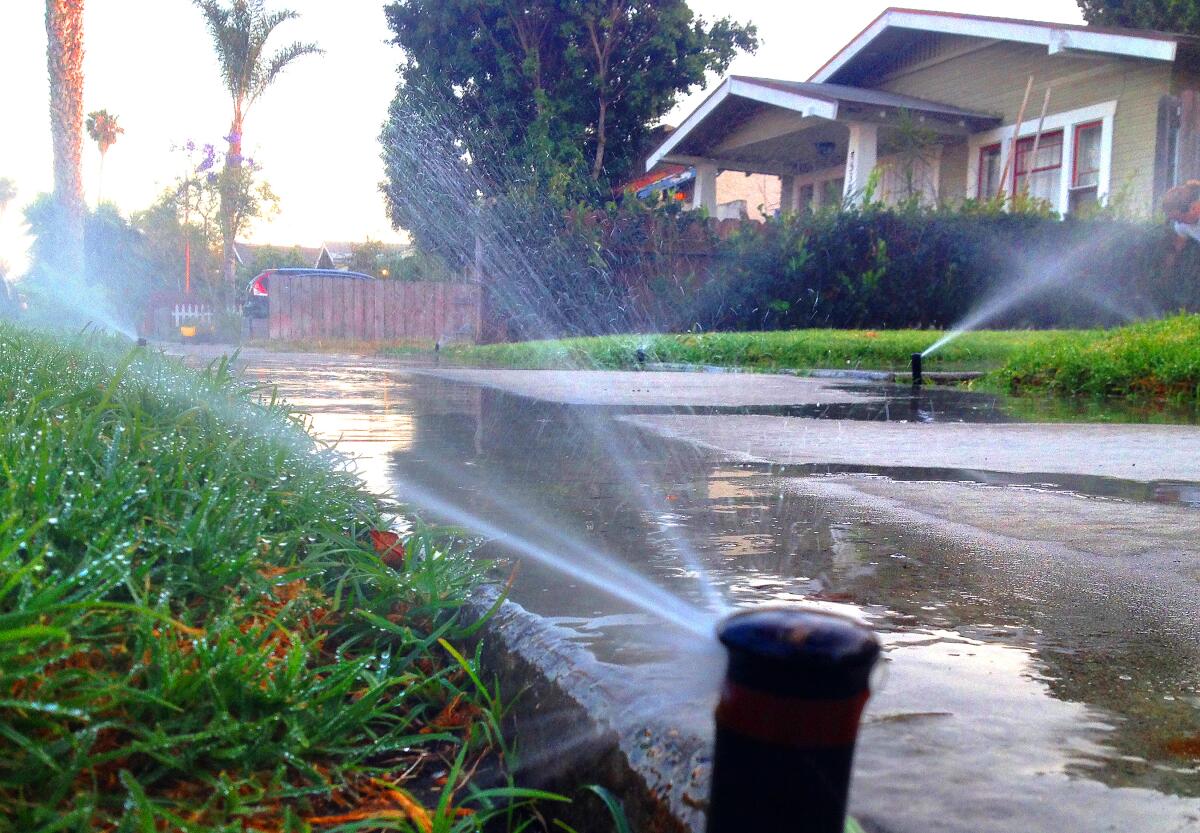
top-left (877, 146), bottom-right (944, 206)
top-left (966, 100), bottom-right (1116, 213)
top-left (790, 149), bottom-right (944, 210)
top-left (793, 164), bottom-right (849, 210)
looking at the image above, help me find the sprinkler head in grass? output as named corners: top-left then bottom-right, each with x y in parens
top-left (707, 606), bottom-right (880, 833)
top-left (636, 346), bottom-right (647, 366)
top-left (911, 352), bottom-right (923, 386)
top-left (136, 337), bottom-right (148, 348)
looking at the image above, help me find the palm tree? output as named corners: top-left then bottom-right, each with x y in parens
top-left (85, 109), bottom-right (124, 203)
top-left (193, 0), bottom-right (322, 288)
top-left (45, 0), bottom-right (86, 277)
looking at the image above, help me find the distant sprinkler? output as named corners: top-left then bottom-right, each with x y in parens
top-left (635, 347), bottom-right (647, 365)
top-left (707, 607), bottom-right (879, 833)
top-left (911, 352), bottom-right (923, 386)
top-left (136, 337), bottom-right (148, 348)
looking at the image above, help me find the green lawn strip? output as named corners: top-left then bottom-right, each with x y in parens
top-left (989, 313), bottom-right (1200, 402)
top-left (0, 323), bottom-right (543, 831)
top-left (405, 328), bottom-right (1093, 373)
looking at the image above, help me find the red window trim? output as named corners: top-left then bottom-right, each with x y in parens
top-left (1012, 130), bottom-right (1064, 192)
top-left (978, 142), bottom-right (1002, 198)
top-left (1071, 120), bottom-right (1103, 189)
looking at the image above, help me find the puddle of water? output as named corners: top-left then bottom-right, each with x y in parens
top-left (232, 354), bottom-right (1200, 831)
top-left (616, 381), bottom-right (1200, 426)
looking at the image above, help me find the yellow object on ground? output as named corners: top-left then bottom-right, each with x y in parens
top-left (180, 325), bottom-right (197, 338)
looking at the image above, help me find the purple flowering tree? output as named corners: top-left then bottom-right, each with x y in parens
top-left (191, 0), bottom-right (322, 287)
top-left (163, 141), bottom-right (278, 304)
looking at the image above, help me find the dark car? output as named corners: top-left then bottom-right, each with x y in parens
top-left (243, 268), bottom-right (374, 319)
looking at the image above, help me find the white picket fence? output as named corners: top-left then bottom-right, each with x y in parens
top-left (171, 303), bottom-right (213, 329)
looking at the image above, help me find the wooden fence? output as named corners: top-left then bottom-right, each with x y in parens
top-left (268, 275), bottom-right (481, 343)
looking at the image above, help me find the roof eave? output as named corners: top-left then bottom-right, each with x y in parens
top-left (645, 78), bottom-right (838, 171)
top-left (810, 7), bottom-right (1179, 85)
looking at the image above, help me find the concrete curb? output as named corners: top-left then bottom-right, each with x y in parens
top-left (465, 586), bottom-right (708, 833)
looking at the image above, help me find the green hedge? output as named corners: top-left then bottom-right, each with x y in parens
top-left (691, 205), bottom-right (1191, 332)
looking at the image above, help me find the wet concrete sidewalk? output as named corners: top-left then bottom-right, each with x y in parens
top-left (420, 366), bottom-right (874, 405)
top-left (622, 414), bottom-right (1200, 481)
top-left (420, 366), bottom-right (1200, 481)
top-left (409, 364), bottom-right (1200, 832)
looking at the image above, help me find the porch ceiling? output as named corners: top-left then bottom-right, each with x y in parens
top-left (649, 75), bottom-right (1001, 174)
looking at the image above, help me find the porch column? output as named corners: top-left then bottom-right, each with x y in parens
top-left (780, 175), bottom-right (796, 214)
top-left (691, 162), bottom-right (718, 213)
top-left (842, 122), bottom-right (878, 206)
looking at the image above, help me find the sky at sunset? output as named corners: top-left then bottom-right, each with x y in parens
top-left (0, 0), bottom-right (1085, 271)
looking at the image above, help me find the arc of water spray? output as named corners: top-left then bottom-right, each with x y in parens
top-left (585, 415), bottom-right (730, 614)
top-left (389, 475), bottom-right (716, 638)
top-left (922, 229), bottom-right (1138, 358)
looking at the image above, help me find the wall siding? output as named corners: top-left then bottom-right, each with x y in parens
top-left (875, 41), bottom-right (1172, 212)
top-left (938, 139), bottom-right (969, 202)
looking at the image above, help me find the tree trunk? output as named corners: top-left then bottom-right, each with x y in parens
top-left (591, 97), bottom-right (608, 180)
top-left (97, 150), bottom-right (105, 204)
top-left (45, 0), bottom-right (86, 279)
top-left (219, 111), bottom-right (244, 298)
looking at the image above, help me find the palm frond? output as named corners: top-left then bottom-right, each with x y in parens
top-left (193, 0), bottom-right (321, 111)
top-left (253, 41), bottom-right (324, 102)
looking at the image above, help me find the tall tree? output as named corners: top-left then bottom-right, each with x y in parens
top-left (383, 0), bottom-right (756, 199)
top-left (45, 0), bottom-right (86, 278)
top-left (85, 109), bottom-right (124, 202)
top-left (192, 0), bottom-right (321, 294)
top-left (569, 0), bottom-right (755, 182)
top-left (1076, 0), bottom-right (1200, 33)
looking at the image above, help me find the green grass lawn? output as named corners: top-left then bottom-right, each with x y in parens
top-left (0, 323), bottom-right (555, 831)
top-left (992, 313), bottom-right (1200, 401)
top-left (402, 314), bottom-right (1200, 405)
top-left (416, 328), bottom-right (1093, 373)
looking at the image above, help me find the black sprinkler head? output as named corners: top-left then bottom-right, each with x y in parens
top-left (635, 347), bottom-right (647, 364)
top-left (911, 352), bottom-right (923, 386)
top-left (136, 337), bottom-right (148, 348)
top-left (708, 607), bottom-right (880, 833)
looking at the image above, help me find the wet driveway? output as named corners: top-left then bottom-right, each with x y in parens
top-left (226, 352), bottom-right (1200, 833)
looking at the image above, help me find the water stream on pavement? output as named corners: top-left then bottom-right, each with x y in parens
top-left (236, 353), bottom-right (1200, 833)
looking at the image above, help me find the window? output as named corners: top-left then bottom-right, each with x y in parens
top-left (1013, 129), bottom-right (1063, 206)
top-left (969, 102), bottom-right (1114, 215)
top-left (978, 144), bottom-right (1002, 199)
top-left (797, 183), bottom-right (815, 212)
top-left (881, 152), bottom-right (940, 205)
top-left (1070, 121), bottom-right (1102, 212)
top-left (822, 177), bottom-right (845, 207)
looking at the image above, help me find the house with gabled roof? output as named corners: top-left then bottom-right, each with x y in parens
top-left (648, 8), bottom-right (1200, 217)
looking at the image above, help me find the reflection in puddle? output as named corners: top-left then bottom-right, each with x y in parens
top-left (235, 355), bottom-right (1200, 831)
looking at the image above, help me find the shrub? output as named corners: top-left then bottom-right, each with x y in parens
top-left (690, 203), bottom-right (1182, 332)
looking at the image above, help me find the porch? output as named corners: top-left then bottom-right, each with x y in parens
top-left (648, 76), bottom-right (1001, 213)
